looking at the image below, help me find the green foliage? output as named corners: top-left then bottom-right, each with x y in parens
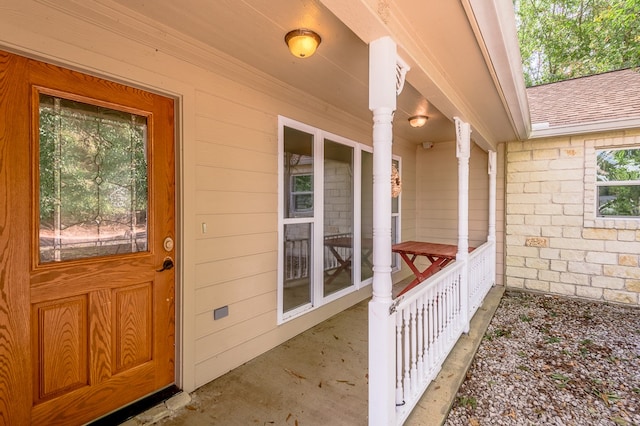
top-left (457, 395), bottom-right (478, 409)
top-left (597, 149), bottom-right (640, 216)
top-left (519, 314), bottom-right (532, 322)
top-left (550, 372), bottom-right (571, 388)
top-left (39, 95), bottom-right (148, 229)
top-left (514, 0), bottom-right (640, 86)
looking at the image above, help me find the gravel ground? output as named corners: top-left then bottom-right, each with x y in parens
top-left (445, 291), bottom-right (640, 426)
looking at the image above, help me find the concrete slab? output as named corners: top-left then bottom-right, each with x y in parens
top-left (164, 392), bottom-right (191, 412)
top-left (147, 285), bottom-right (504, 426)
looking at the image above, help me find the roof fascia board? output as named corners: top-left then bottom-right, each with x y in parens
top-left (530, 118), bottom-right (640, 139)
top-left (463, 0), bottom-right (531, 141)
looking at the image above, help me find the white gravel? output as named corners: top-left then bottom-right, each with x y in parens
top-left (445, 291), bottom-right (640, 426)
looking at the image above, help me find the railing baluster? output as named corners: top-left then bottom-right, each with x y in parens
top-left (410, 301), bottom-right (418, 393)
top-left (403, 307), bottom-right (411, 400)
top-left (396, 311), bottom-right (404, 406)
top-left (416, 296), bottom-right (424, 383)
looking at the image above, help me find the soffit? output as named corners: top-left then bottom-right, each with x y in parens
top-left (104, 0), bottom-right (525, 148)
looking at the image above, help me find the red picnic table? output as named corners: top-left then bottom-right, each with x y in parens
top-left (392, 241), bottom-right (474, 297)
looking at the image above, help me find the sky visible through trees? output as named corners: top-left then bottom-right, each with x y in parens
top-left (514, 0), bottom-right (640, 87)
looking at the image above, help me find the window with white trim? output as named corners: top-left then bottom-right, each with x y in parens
top-left (596, 148), bottom-right (640, 217)
top-left (278, 116), bottom-right (401, 323)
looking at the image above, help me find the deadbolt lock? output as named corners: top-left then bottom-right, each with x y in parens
top-left (163, 237), bottom-right (174, 252)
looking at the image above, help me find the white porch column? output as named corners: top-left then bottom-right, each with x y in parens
top-left (368, 36), bottom-right (398, 426)
top-left (454, 117), bottom-right (471, 333)
top-left (488, 150), bottom-right (497, 243)
top-left (488, 150), bottom-right (497, 285)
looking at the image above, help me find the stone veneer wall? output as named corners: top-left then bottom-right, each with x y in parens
top-left (505, 130), bottom-right (640, 305)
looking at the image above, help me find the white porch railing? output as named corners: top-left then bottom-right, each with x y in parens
top-left (392, 240), bottom-right (496, 425)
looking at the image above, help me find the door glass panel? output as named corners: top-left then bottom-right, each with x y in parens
top-left (361, 150), bottom-right (374, 281)
top-left (323, 139), bottom-right (354, 296)
top-left (283, 223), bottom-right (312, 312)
top-left (38, 94), bottom-right (148, 263)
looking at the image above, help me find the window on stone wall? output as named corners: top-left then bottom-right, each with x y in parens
top-left (596, 148), bottom-right (640, 217)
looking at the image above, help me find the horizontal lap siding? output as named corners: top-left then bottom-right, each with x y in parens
top-left (416, 141), bottom-right (489, 247)
top-left (192, 84), bottom-right (279, 380)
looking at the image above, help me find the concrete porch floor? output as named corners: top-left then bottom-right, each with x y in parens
top-left (130, 285), bottom-right (504, 426)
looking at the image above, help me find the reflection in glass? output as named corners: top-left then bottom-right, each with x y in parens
top-left (392, 159), bottom-right (400, 214)
top-left (361, 151), bottom-right (374, 281)
top-left (283, 126), bottom-right (314, 313)
top-left (596, 149), bottom-right (640, 217)
top-left (284, 126), bottom-right (313, 218)
top-left (283, 223), bottom-right (312, 312)
top-left (598, 186), bottom-right (640, 217)
top-left (391, 159), bottom-right (401, 269)
top-left (39, 94), bottom-right (148, 263)
top-left (323, 139), bottom-right (354, 296)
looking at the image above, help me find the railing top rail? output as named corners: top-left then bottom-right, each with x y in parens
top-left (469, 240), bottom-right (493, 260)
top-left (394, 260), bottom-right (466, 310)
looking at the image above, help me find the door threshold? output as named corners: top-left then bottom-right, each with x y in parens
top-left (86, 385), bottom-right (181, 426)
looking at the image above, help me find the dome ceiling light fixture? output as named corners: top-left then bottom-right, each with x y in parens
top-left (408, 115), bottom-right (428, 128)
top-left (285, 28), bottom-right (322, 58)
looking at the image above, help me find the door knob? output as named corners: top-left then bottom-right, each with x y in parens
top-left (157, 257), bottom-right (174, 272)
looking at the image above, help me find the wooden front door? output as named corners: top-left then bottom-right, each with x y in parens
top-left (0, 51), bottom-right (175, 425)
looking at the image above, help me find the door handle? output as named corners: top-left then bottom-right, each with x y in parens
top-left (157, 257), bottom-right (174, 272)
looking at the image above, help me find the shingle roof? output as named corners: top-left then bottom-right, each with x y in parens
top-left (526, 68), bottom-right (640, 128)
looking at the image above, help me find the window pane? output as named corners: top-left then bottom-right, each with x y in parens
top-left (361, 151), bottom-right (374, 281)
top-left (598, 185), bottom-right (640, 217)
top-left (392, 159), bottom-right (400, 213)
top-left (283, 223), bottom-right (312, 312)
top-left (39, 94), bottom-right (148, 263)
top-left (284, 126), bottom-right (313, 218)
top-left (597, 149), bottom-right (640, 182)
top-left (391, 215), bottom-right (399, 269)
top-left (324, 139), bottom-right (354, 296)
top-left (291, 174), bottom-right (313, 213)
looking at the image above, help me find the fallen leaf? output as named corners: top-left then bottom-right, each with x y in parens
top-left (284, 368), bottom-right (306, 380)
top-left (286, 413), bottom-right (292, 422)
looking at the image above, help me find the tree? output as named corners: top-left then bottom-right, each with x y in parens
top-left (514, 0), bottom-right (640, 86)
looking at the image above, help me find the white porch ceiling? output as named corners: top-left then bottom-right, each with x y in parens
top-left (109, 0), bottom-right (529, 149)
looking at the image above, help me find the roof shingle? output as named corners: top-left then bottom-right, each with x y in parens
top-left (526, 68), bottom-right (640, 127)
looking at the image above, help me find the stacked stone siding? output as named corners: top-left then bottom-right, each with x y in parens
top-left (505, 131), bottom-right (640, 305)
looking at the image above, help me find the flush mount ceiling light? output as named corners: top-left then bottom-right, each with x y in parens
top-left (408, 115), bottom-right (428, 128)
top-left (285, 29), bottom-right (322, 58)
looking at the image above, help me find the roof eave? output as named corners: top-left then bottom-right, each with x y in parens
top-left (530, 118), bottom-right (640, 139)
top-left (464, 0), bottom-right (532, 141)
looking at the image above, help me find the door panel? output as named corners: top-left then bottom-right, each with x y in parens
top-left (0, 50), bottom-right (175, 425)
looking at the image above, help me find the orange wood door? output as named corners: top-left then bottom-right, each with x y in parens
top-left (0, 51), bottom-right (175, 425)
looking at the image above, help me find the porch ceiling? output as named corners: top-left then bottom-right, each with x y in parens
top-left (110, 0), bottom-right (530, 149)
